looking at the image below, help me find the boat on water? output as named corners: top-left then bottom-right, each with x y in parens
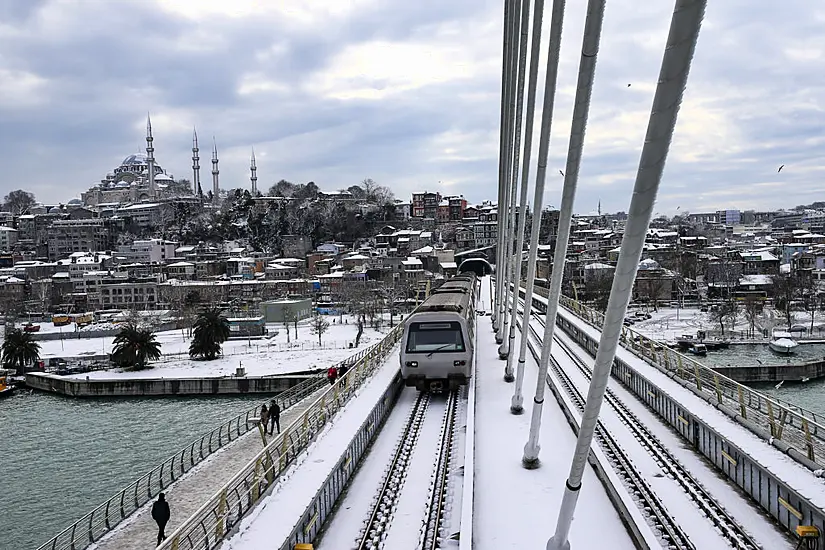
top-left (769, 330), bottom-right (799, 354)
top-left (688, 343), bottom-right (708, 356)
top-left (0, 375), bottom-right (14, 398)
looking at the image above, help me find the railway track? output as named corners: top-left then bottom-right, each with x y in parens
top-left (515, 314), bottom-right (695, 549)
top-left (538, 315), bottom-right (762, 550)
top-left (357, 392), bottom-right (430, 549)
top-left (420, 390), bottom-right (460, 550)
top-left (515, 295), bottom-right (762, 550)
top-left (356, 390), bottom-right (459, 550)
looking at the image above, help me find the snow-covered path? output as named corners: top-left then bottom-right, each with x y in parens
top-left (89, 386), bottom-right (327, 550)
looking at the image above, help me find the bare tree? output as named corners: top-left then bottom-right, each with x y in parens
top-left (798, 273), bottom-right (820, 333)
top-left (583, 273), bottom-right (612, 312)
top-left (636, 277), bottom-right (669, 312)
top-left (283, 306), bottom-right (295, 343)
top-left (709, 300), bottom-right (738, 337)
top-left (310, 312), bottom-right (330, 345)
top-left (772, 272), bottom-right (800, 330)
top-left (742, 295), bottom-right (762, 338)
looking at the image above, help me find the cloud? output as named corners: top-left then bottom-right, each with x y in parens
top-left (0, 0), bottom-right (821, 216)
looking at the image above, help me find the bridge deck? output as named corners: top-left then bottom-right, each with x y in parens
top-left (90, 387), bottom-right (327, 550)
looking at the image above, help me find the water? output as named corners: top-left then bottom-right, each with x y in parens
top-left (0, 391), bottom-right (270, 550)
top-left (694, 343), bottom-right (825, 416)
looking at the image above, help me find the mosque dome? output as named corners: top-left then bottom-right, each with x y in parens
top-left (122, 153), bottom-right (149, 166)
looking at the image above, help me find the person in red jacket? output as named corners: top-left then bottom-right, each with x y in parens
top-left (327, 366), bottom-right (338, 385)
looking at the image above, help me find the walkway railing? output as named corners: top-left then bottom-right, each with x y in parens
top-left (36, 374), bottom-right (330, 550)
top-left (530, 285), bottom-right (825, 466)
top-left (156, 322), bottom-right (405, 550)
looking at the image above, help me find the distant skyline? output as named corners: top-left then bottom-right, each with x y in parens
top-left (0, 1), bottom-right (823, 215)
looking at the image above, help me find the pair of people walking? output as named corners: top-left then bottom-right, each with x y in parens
top-left (260, 400), bottom-right (281, 436)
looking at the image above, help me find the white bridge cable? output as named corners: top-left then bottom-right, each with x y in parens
top-left (500, 0), bottom-right (533, 368)
top-left (495, 0), bottom-right (519, 334)
top-left (509, 0), bottom-right (564, 411)
top-left (493, 0), bottom-right (513, 331)
top-left (523, 0), bottom-right (607, 469)
top-left (547, 1), bottom-right (707, 549)
top-left (497, 0), bottom-right (522, 345)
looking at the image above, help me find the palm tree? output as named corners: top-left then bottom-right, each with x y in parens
top-left (111, 324), bottom-right (162, 370)
top-left (1, 328), bottom-right (41, 375)
top-left (189, 307), bottom-right (230, 360)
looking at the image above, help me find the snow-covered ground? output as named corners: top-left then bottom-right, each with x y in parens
top-left (54, 315), bottom-right (392, 379)
top-left (625, 306), bottom-right (825, 342)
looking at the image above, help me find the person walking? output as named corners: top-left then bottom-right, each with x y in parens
top-left (338, 363), bottom-right (349, 380)
top-left (152, 493), bottom-right (170, 546)
top-left (269, 400), bottom-right (281, 434)
top-left (327, 366), bottom-right (338, 385)
top-left (259, 404), bottom-right (269, 435)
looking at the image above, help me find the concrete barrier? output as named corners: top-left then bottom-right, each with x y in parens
top-left (712, 360), bottom-right (825, 383)
top-left (26, 372), bottom-right (318, 397)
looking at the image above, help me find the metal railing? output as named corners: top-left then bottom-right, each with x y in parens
top-left (156, 322), bottom-right (405, 550)
top-left (278, 372), bottom-right (404, 549)
top-left (528, 285), bottom-right (825, 467)
top-left (37, 375), bottom-right (327, 550)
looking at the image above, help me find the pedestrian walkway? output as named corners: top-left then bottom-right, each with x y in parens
top-left (90, 386), bottom-right (327, 550)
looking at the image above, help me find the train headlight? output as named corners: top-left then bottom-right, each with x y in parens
top-left (405, 361), bottom-right (418, 367)
top-left (453, 360), bottom-right (466, 366)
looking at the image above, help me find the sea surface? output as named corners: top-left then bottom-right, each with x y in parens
top-left (694, 342), bottom-right (825, 415)
top-left (0, 391), bottom-right (267, 549)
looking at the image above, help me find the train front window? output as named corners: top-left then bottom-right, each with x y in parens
top-left (406, 322), bottom-right (465, 354)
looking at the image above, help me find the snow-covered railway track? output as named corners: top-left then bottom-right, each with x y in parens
top-left (420, 390), bottom-right (459, 550)
top-left (356, 390), bottom-right (460, 550)
top-left (514, 314), bottom-right (694, 549)
top-left (539, 316), bottom-right (762, 550)
top-left (357, 391), bottom-right (431, 549)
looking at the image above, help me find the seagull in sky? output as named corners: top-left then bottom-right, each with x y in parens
top-left (559, 170), bottom-right (565, 177)
top-left (627, 83), bottom-right (631, 87)
top-left (778, 164), bottom-right (784, 173)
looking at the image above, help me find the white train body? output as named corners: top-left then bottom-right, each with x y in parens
top-left (400, 274), bottom-right (477, 392)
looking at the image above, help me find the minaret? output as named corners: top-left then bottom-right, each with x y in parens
top-left (211, 138), bottom-right (220, 202)
top-left (146, 114), bottom-right (156, 199)
top-left (250, 147), bottom-right (258, 195)
top-left (192, 128), bottom-right (202, 197)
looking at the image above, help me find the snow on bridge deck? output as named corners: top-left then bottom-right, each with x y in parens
top-left (472, 281), bottom-right (637, 549)
top-left (88, 386), bottom-right (327, 550)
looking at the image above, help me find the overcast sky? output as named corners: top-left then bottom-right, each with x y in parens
top-left (0, 0), bottom-right (822, 215)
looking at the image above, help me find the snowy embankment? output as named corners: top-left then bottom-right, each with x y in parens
top-left (55, 315), bottom-right (392, 379)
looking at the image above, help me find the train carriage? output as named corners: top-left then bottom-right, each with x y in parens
top-left (400, 273), bottom-right (477, 392)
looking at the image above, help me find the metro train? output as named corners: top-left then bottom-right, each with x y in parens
top-left (400, 272), bottom-right (478, 392)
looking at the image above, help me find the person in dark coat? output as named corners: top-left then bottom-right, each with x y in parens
top-left (152, 493), bottom-right (170, 546)
top-left (269, 400), bottom-right (281, 434)
top-left (338, 363), bottom-right (349, 379)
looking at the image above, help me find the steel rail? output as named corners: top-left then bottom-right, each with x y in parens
top-left (542, 317), bottom-right (762, 550)
top-left (514, 310), bottom-right (694, 548)
top-left (357, 392), bottom-right (431, 549)
top-left (421, 390), bottom-right (460, 550)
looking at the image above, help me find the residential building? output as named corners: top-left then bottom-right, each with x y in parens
top-left (0, 227), bottom-right (18, 251)
top-left (281, 235), bottom-right (313, 258)
top-left (117, 239), bottom-right (178, 264)
top-left (47, 220), bottom-right (113, 261)
top-left (411, 191), bottom-right (441, 218)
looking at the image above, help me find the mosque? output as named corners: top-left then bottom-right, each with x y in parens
top-left (80, 115), bottom-right (244, 207)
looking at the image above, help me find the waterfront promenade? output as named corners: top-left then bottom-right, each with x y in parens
top-left (89, 386), bottom-right (326, 550)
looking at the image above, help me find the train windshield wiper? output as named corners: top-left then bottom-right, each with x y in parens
top-left (427, 344), bottom-right (454, 357)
